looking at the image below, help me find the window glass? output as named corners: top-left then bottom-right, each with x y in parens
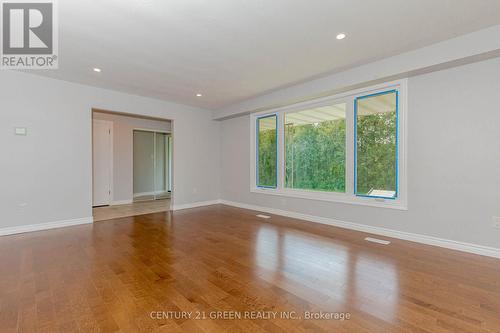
top-left (284, 103), bottom-right (346, 192)
top-left (257, 115), bottom-right (277, 188)
top-left (355, 91), bottom-right (398, 198)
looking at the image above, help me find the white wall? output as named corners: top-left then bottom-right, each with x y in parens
top-left (92, 111), bottom-right (171, 202)
top-left (220, 57), bottom-right (500, 249)
top-left (0, 71), bottom-right (220, 229)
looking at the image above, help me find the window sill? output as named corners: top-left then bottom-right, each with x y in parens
top-left (250, 187), bottom-right (408, 210)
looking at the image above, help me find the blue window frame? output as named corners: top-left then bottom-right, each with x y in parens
top-left (256, 114), bottom-right (278, 188)
top-left (354, 90), bottom-right (398, 199)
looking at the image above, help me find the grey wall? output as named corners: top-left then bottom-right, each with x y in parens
top-left (93, 111), bottom-right (171, 202)
top-left (220, 57), bottom-right (500, 248)
top-left (0, 71), bottom-right (220, 229)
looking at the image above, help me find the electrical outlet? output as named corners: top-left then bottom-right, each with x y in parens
top-left (492, 217), bottom-right (500, 229)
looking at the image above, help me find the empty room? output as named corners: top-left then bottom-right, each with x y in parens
top-left (1, 1), bottom-right (500, 332)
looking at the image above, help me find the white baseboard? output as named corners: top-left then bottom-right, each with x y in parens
top-left (0, 217), bottom-right (93, 237)
top-left (172, 200), bottom-right (221, 211)
top-left (133, 191), bottom-right (156, 198)
top-left (4, 200), bottom-right (499, 259)
top-left (133, 191), bottom-right (170, 198)
top-left (219, 200), bottom-right (500, 259)
top-left (111, 199), bottom-right (133, 206)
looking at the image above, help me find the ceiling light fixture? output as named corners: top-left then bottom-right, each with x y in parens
top-left (93, 68), bottom-right (102, 73)
top-left (336, 33), bottom-right (346, 40)
top-left (196, 93), bottom-right (202, 97)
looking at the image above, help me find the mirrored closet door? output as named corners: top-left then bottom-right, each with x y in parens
top-left (133, 130), bottom-right (172, 201)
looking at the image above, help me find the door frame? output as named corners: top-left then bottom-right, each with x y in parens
top-left (92, 119), bottom-right (114, 206)
top-left (89, 108), bottom-right (174, 214)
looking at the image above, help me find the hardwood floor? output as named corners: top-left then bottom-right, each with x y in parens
top-left (1, 204), bottom-right (499, 332)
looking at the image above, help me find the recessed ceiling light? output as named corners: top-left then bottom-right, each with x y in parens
top-left (93, 68), bottom-right (102, 73)
top-left (196, 93), bottom-right (202, 97)
top-left (336, 33), bottom-right (346, 40)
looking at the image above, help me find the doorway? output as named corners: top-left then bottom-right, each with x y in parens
top-left (91, 109), bottom-right (173, 222)
top-left (133, 130), bottom-right (172, 202)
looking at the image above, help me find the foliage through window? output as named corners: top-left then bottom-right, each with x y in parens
top-left (355, 91), bottom-right (397, 198)
top-left (284, 103), bottom-right (346, 192)
top-left (257, 114), bottom-right (277, 188)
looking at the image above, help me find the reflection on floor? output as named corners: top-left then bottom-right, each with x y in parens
top-left (2, 204), bottom-right (499, 332)
top-left (93, 199), bottom-right (170, 222)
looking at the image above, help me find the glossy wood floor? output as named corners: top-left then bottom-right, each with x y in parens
top-left (1, 204), bottom-right (499, 333)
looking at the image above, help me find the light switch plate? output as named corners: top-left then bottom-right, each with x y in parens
top-left (15, 127), bottom-right (27, 136)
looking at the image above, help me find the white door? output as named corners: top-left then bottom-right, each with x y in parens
top-left (92, 120), bottom-right (112, 206)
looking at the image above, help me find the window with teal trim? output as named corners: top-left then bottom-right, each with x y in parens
top-left (355, 90), bottom-right (398, 198)
top-left (256, 114), bottom-right (277, 188)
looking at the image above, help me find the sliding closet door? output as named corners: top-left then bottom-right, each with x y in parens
top-left (166, 134), bottom-right (172, 192)
top-left (133, 130), bottom-right (155, 201)
top-left (155, 133), bottom-right (169, 199)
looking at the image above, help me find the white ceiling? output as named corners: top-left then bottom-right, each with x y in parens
top-left (33, 0), bottom-right (500, 110)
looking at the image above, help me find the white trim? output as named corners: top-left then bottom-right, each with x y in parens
top-left (169, 122), bottom-right (175, 211)
top-left (133, 191), bottom-right (170, 198)
top-left (219, 200), bottom-right (500, 259)
top-left (4, 201), bottom-right (499, 259)
top-left (111, 199), bottom-right (133, 206)
top-left (250, 79), bottom-right (408, 210)
top-left (0, 217), bottom-right (93, 237)
top-left (250, 187), bottom-right (407, 210)
top-left (133, 191), bottom-right (156, 198)
top-left (172, 200), bottom-right (221, 211)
